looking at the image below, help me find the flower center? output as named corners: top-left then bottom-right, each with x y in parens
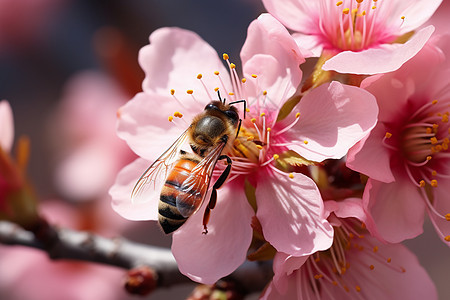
top-left (322, 0), bottom-right (399, 52)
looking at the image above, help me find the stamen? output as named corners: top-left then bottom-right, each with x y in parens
top-left (273, 112), bottom-right (301, 136)
top-left (197, 73), bottom-right (213, 100)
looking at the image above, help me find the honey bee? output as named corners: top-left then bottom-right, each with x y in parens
top-left (132, 93), bottom-right (246, 234)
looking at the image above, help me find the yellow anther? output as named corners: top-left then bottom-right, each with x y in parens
top-left (373, 246), bottom-right (378, 253)
top-left (168, 116), bottom-right (174, 122)
top-left (352, 8), bottom-right (358, 14)
top-left (223, 53), bottom-right (229, 60)
top-left (419, 180), bottom-right (426, 187)
top-left (314, 274), bottom-right (323, 280)
top-left (304, 140), bottom-right (309, 145)
top-left (245, 108), bottom-right (250, 112)
top-left (401, 16), bottom-right (405, 20)
top-left (385, 132), bottom-right (392, 138)
top-left (442, 114), bottom-right (449, 123)
top-left (246, 135), bottom-right (254, 141)
top-left (295, 112), bottom-right (301, 118)
top-left (445, 213), bottom-right (450, 221)
top-left (336, 1), bottom-right (343, 6)
top-left (197, 74), bottom-right (202, 79)
top-left (361, 222), bottom-right (366, 229)
top-left (426, 156), bottom-right (432, 161)
top-left (361, 10), bottom-right (366, 15)
top-left (267, 127), bottom-right (272, 132)
top-left (445, 236), bottom-right (450, 242)
top-left (170, 89), bottom-right (175, 95)
top-left (174, 111), bottom-right (183, 118)
top-left (426, 128), bottom-right (433, 134)
top-left (432, 99), bottom-right (438, 105)
top-left (187, 89), bottom-right (194, 94)
top-left (332, 281), bottom-right (338, 286)
top-left (356, 0), bottom-right (363, 3)
top-left (432, 170), bottom-right (437, 176)
top-left (369, 265), bottom-right (375, 270)
top-left (288, 173), bottom-right (294, 179)
top-left (387, 258), bottom-right (392, 263)
top-left (263, 90), bottom-right (267, 95)
top-left (430, 137), bottom-right (438, 144)
top-left (260, 112), bottom-right (266, 117)
top-left (372, 5), bottom-right (376, 9)
top-left (273, 154), bottom-right (279, 160)
top-left (229, 92), bottom-right (235, 96)
top-left (355, 286), bottom-right (361, 292)
top-left (343, 8), bottom-right (350, 14)
top-left (251, 74), bottom-right (257, 78)
top-left (214, 71), bottom-right (220, 75)
top-left (241, 78), bottom-right (247, 83)
top-left (256, 145), bottom-right (263, 150)
top-left (433, 123), bottom-right (439, 130)
top-left (251, 118), bottom-right (257, 123)
top-left (214, 87), bottom-right (219, 92)
top-left (230, 63), bottom-right (236, 69)
top-left (348, 232), bottom-right (355, 239)
top-left (431, 179), bottom-right (438, 187)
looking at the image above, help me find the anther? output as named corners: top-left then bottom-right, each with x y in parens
top-left (229, 92), bottom-right (235, 96)
top-left (263, 90), bottom-right (267, 95)
top-left (273, 154), bottom-right (279, 160)
top-left (168, 116), bottom-right (174, 122)
top-left (445, 213), bottom-right (450, 221)
top-left (314, 274), bottom-right (323, 280)
top-left (214, 71), bottom-right (220, 75)
top-left (256, 145), bottom-right (263, 150)
top-left (369, 265), bottom-right (375, 270)
top-left (430, 137), bottom-right (438, 144)
top-left (288, 173), bottom-right (294, 179)
top-left (426, 156), bottom-right (432, 161)
top-left (251, 118), bottom-right (256, 123)
top-left (432, 99), bottom-right (438, 105)
top-left (170, 89), bottom-right (175, 95)
top-left (295, 112), bottom-right (301, 118)
top-left (336, 1), bottom-right (343, 6)
top-left (343, 8), bottom-right (350, 14)
top-left (266, 127), bottom-right (271, 132)
top-left (251, 74), bottom-right (257, 78)
top-left (355, 286), bottom-right (361, 292)
top-left (419, 180), bottom-right (426, 187)
top-left (241, 78), bottom-right (247, 83)
top-left (245, 108), bottom-right (250, 113)
top-left (214, 87), bottom-right (219, 92)
top-left (445, 236), bottom-right (450, 242)
top-left (186, 89), bottom-right (194, 94)
top-left (373, 246), bottom-right (378, 253)
top-left (230, 63), bottom-right (236, 69)
top-left (174, 112), bottom-right (183, 118)
top-left (197, 74), bottom-right (202, 79)
top-left (385, 132), bottom-right (392, 138)
top-left (260, 113), bottom-right (266, 117)
top-left (304, 140), bottom-right (309, 145)
top-left (247, 135), bottom-right (254, 141)
top-left (223, 53), bottom-right (229, 60)
top-left (356, 0), bottom-right (363, 3)
top-left (387, 258), bottom-right (392, 263)
top-left (431, 179), bottom-right (438, 187)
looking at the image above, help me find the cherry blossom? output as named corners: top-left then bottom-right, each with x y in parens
top-left (110, 13), bottom-right (378, 284)
top-left (261, 199), bottom-right (438, 300)
top-left (347, 36), bottom-right (450, 244)
top-left (262, 0), bottom-right (441, 74)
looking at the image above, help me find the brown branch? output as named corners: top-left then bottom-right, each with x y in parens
top-left (0, 221), bottom-right (272, 295)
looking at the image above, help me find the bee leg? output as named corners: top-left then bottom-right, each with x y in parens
top-left (235, 119), bottom-right (242, 139)
top-left (202, 155), bottom-right (232, 234)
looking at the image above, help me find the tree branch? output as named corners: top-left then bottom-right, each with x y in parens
top-left (0, 221), bottom-right (272, 295)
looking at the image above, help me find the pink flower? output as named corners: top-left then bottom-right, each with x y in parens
top-left (110, 13), bottom-right (378, 283)
top-left (262, 0), bottom-right (441, 74)
top-left (347, 36), bottom-right (450, 244)
top-left (261, 199), bottom-right (438, 300)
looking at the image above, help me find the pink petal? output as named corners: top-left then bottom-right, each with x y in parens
top-left (363, 178), bottom-right (426, 243)
top-left (261, 0), bottom-right (317, 33)
top-left (324, 198), bottom-right (366, 222)
top-left (292, 33), bottom-right (322, 58)
top-left (0, 100), bottom-right (14, 153)
top-left (139, 27), bottom-right (230, 99)
top-left (322, 26), bottom-right (435, 75)
top-left (346, 123), bottom-right (395, 183)
top-left (391, 0), bottom-right (442, 34)
top-left (172, 181), bottom-right (254, 284)
top-left (288, 81), bottom-right (378, 162)
top-left (271, 252), bottom-right (308, 294)
top-left (241, 13), bottom-right (304, 106)
top-left (116, 92), bottom-right (199, 161)
top-left (109, 158), bottom-right (158, 221)
top-left (255, 170), bottom-right (333, 256)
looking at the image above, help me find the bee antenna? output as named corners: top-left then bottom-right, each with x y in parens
top-left (229, 99), bottom-right (247, 119)
top-left (217, 90), bottom-right (226, 104)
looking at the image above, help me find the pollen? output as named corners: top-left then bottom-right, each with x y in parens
top-left (222, 53), bottom-right (229, 60)
top-left (431, 179), bottom-right (438, 187)
top-left (214, 71), bottom-right (220, 75)
top-left (197, 74), bottom-right (202, 79)
top-left (288, 173), bottom-right (294, 179)
top-left (168, 116), bottom-right (174, 122)
top-left (186, 89), bottom-right (194, 94)
top-left (385, 132), bottom-right (392, 138)
top-left (170, 89), bottom-right (175, 95)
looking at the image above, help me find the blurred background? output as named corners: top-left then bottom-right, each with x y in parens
top-left (0, 0), bottom-right (448, 299)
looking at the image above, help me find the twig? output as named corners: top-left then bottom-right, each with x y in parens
top-left (0, 221), bottom-right (272, 294)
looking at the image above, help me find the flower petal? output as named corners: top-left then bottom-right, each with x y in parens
top-left (139, 27), bottom-right (230, 99)
top-left (363, 178), bottom-right (426, 243)
top-left (255, 170), bottom-right (333, 256)
top-left (0, 100), bottom-right (14, 153)
top-left (241, 13), bottom-right (304, 106)
top-left (172, 181), bottom-right (254, 284)
top-left (322, 26), bottom-right (435, 75)
top-left (347, 123), bottom-right (395, 183)
top-left (288, 81), bottom-right (378, 162)
top-left (261, 0), bottom-right (317, 33)
top-left (109, 158), bottom-right (158, 221)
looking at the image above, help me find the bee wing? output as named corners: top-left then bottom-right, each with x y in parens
top-left (175, 141), bottom-right (226, 218)
top-left (131, 129), bottom-right (189, 204)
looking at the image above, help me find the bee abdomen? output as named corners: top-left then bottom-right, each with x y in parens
top-left (158, 157), bottom-right (201, 234)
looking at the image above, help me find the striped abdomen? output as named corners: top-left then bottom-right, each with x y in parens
top-left (158, 156), bottom-right (206, 234)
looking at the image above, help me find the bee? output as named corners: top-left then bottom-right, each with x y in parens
top-left (132, 92), bottom-right (246, 234)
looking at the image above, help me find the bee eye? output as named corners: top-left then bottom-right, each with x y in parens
top-left (205, 103), bottom-right (217, 110)
top-left (225, 110), bottom-right (238, 120)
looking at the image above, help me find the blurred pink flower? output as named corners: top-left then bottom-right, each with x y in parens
top-left (347, 36), bottom-right (450, 244)
top-left (0, 100), bottom-right (14, 153)
top-left (0, 201), bottom-right (135, 300)
top-left (261, 198), bottom-right (438, 300)
top-left (110, 13), bottom-right (378, 283)
top-left (262, 0), bottom-right (441, 74)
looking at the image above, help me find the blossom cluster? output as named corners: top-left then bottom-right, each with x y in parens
top-left (108, 0), bottom-right (450, 298)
